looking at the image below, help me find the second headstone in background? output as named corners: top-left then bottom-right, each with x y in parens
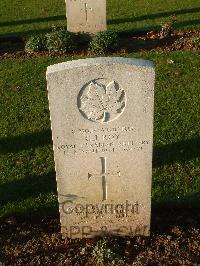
top-left (66, 0), bottom-right (107, 34)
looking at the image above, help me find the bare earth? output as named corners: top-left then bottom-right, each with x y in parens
top-left (1, 207), bottom-right (199, 265)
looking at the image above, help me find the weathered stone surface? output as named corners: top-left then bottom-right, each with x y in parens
top-left (66, 0), bottom-right (106, 33)
top-left (46, 57), bottom-right (155, 238)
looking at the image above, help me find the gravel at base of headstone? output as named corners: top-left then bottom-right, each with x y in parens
top-left (46, 57), bottom-right (155, 238)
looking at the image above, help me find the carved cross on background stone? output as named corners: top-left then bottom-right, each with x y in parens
top-left (84, 3), bottom-right (93, 22)
top-left (66, 0), bottom-right (107, 34)
top-left (88, 157), bottom-right (121, 201)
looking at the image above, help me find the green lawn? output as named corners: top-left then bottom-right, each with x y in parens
top-left (0, 51), bottom-right (200, 218)
top-left (0, 0), bottom-right (200, 37)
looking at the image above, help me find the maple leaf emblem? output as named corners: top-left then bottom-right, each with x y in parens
top-left (79, 80), bottom-right (126, 123)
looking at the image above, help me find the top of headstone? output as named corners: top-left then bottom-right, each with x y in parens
top-left (46, 57), bottom-right (154, 75)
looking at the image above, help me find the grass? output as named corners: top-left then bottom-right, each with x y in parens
top-left (0, 0), bottom-right (200, 37)
top-left (0, 51), bottom-right (199, 218)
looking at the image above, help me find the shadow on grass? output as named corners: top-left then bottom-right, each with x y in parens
top-left (0, 28), bottom-right (53, 39)
top-left (0, 129), bottom-right (52, 154)
top-left (0, 171), bottom-right (58, 219)
top-left (0, 171), bottom-right (57, 206)
top-left (0, 15), bottom-right (65, 27)
top-left (151, 193), bottom-right (200, 233)
top-left (153, 137), bottom-right (200, 167)
top-left (108, 7), bottom-right (200, 25)
top-left (117, 18), bottom-right (200, 37)
top-left (176, 18), bottom-right (200, 28)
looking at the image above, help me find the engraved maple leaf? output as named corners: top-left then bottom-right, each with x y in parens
top-left (80, 81), bottom-right (125, 122)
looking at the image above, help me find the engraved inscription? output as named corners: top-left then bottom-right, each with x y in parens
top-left (78, 79), bottom-right (126, 123)
top-left (57, 125), bottom-right (150, 155)
top-left (88, 157), bottom-right (121, 201)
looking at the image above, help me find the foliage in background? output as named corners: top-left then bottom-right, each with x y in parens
top-left (25, 29), bottom-right (119, 54)
top-left (46, 26), bottom-right (77, 53)
top-left (75, 32), bottom-right (91, 47)
top-left (25, 28), bottom-right (92, 53)
top-left (159, 15), bottom-right (177, 39)
top-left (92, 238), bottom-right (122, 264)
top-left (89, 30), bottom-right (119, 55)
top-left (25, 34), bottom-right (47, 53)
top-left (80, 238), bottom-right (123, 264)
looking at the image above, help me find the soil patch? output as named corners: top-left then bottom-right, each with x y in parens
top-left (1, 207), bottom-right (200, 265)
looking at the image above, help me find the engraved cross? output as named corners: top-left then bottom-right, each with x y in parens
top-left (88, 157), bottom-right (120, 201)
top-left (84, 3), bottom-right (93, 22)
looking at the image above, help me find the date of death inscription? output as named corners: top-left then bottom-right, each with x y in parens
top-left (56, 126), bottom-right (150, 155)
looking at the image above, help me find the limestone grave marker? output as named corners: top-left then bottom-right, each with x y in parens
top-left (46, 57), bottom-right (155, 238)
top-left (66, 0), bottom-right (107, 33)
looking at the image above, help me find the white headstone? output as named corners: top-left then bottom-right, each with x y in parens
top-left (66, 0), bottom-right (107, 33)
top-left (46, 57), bottom-right (155, 238)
